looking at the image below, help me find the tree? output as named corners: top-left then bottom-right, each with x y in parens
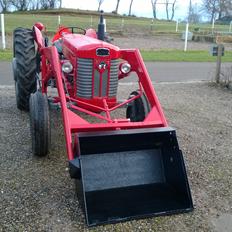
top-left (128, 0), bottom-right (134, 16)
top-left (39, 0), bottom-right (59, 9)
top-left (170, 0), bottom-right (177, 21)
top-left (151, 0), bottom-right (158, 19)
top-left (188, 3), bottom-right (202, 23)
top-left (10, 0), bottom-right (30, 11)
top-left (0, 0), bottom-right (11, 12)
top-left (165, 0), bottom-right (177, 21)
top-left (97, 0), bottom-right (104, 11)
top-left (201, 0), bottom-right (218, 23)
top-left (165, 0), bottom-right (169, 20)
top-left (218, 0), bottom-right (232, 19)
top-left (28, 0), bottom-right (40, 10)
top-left (188, 0), bottom-right (193, 22)
top-left (201, 0), bottom-right (231, 22)
top-left (115, 0), bottom-right (120, 14)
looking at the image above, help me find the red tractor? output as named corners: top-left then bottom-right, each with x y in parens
top-left (12, 13), bottom-right (193, 226)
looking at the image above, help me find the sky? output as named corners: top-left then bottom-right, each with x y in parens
top-left (63, 0), bottom-right (202, 20)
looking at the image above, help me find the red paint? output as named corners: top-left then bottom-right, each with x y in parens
top-left (34, 27), bottom-right (168, 161)
top-left (85, 29), bottom-right (97, 39)
top-left (33, 26), bottom-right (44, 51)
top-left (34, 22), bottom-right (44, 31)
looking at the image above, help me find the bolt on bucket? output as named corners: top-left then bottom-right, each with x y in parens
top-left (69, 127), bottom-right (193, 226)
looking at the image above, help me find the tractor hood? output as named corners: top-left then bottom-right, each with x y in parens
top-left (62, 34), bottom-right (120, 59)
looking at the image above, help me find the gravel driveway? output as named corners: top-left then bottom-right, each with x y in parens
top-left (0, 82), bottom-right (232, 231)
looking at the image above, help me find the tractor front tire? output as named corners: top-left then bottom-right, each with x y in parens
top-left (13, 27), bottom-right (37, 111)
top-left (126, 91), bottom-right (150, 122)
top-left (29, 91), bottom-right (50, 157)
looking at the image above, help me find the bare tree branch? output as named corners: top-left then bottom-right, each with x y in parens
top-left (165, 0), bottom-right (178, 21)
top-left (0, 0), bottom-right (11, 12)
top-left (97, 0), bottom-right (104, 12)
top-left (170, 0), bottom-right (177, 21)
top-left (200, 0), bottom-right (231, 22)
top-left (10, 0), bottom-right (30, 11)
top-left (115, 0), bottom-right (120, 14)
top-left (165, 0), bottom-right (169, 20)
top-left (128, 0), bottom-right (134, 16)
top-left (151, 0), bottom-right (158, 19)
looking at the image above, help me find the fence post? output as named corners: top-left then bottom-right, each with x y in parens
top-left (215, 44), bottom-right (223, 84)
top-left (90, 16), bottom-right (93, 27)
top-left (121, 18), bottom-right (124, 31)
top-left (58, 15), bottom-right (61, 26)
top-left (176, 19), bottom-right (179, 32)
top-left (1, 14), bottom-right (6, 50)
top-left (150, 19), bottom-right (154, 32)
top-left (229, 21), bottom-right (232, 33)
top-left (184, 23), bottom-right (189, 52)
top-left (212, 18), bottom-right (215, 34)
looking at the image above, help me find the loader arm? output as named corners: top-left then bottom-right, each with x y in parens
top-left (41, 46), bottom-right (169, 160)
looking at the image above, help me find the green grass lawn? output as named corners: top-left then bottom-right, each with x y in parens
top-left (141, 50), bottom-right (232, 62)
top-left (0, 50), bottom-right (12, 61)
top-left (1, 49), bottom-right (231, 62)
top-left (3, 12), bottom-right (231, 35)
top-left (1, 11), bottom-right (231, 62)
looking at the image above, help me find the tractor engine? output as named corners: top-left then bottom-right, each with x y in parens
top-left (62, 34), bottom-right (121, 111)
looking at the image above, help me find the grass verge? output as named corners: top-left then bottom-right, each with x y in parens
top-left (141, 50), bottom-right (232, 62)
top-left (1, 49), bottom-right (231, 62)
top-left (0, 50), bottom-right (12, 61)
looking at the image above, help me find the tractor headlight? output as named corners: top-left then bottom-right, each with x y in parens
top-left (62, 61), bottom-right (73, 73)
top-left (120, 62), bottom-right (131, 74)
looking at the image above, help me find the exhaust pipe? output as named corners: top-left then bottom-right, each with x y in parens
top-left (98, 10), bottom-right (105, 41)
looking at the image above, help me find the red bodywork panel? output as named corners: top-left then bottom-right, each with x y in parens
top-left (52, 26), bottom-right (72, 42)
top-left (34, 26), bottom-right (168, 160)
top-left (33, 25), bottom-right (44, 49)
top-left (62, 34), bottom-right (120, 59)
top-left (62, 34), bottom-right (120, 112)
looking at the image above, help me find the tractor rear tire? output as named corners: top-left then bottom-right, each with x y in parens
top-left (29, 91), bottom-right (50, 157)
top-left (126, 91), bottom-right (150, 122)
top-left (13, 27), bottom-right (37, 111)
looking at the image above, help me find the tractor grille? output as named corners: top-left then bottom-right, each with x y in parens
top-left (109, 59), bottom-right (119, 97)
top-left (77, 58), bottom-right (93, 98)
top-left (77, 58), bottom-right (119, 98)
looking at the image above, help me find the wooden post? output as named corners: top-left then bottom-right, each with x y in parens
top-left (215, 44), bottom-right (223, 83)
top-left (176, 19), bottom-right (179, 32)
top-left (121, 18), bottom-right (124, 31)
top-left (212, 18), bottom-right (215, 34)
top-left (229, 21), bottom-right (232, 33)
top-left (150, 19), bottom-right (154, 32)
top-left (90, 16), bottom-right (93, 27)
top-left (58, 15), bottom-right (61, 26)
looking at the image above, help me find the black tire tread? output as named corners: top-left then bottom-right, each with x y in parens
top-left (14, 27), bottom-right (37, 111)
top-left (126, 91), bottom-right (150, 122)
top-left (30, 92), bottom-right (50, 157)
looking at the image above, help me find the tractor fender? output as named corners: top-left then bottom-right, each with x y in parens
top-left (33, 25), bottom-right (44, 51)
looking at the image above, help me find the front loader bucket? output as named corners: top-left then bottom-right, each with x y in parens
top-left (69, 127), bottom-right (193, 226)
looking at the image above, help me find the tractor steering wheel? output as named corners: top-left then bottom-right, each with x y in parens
top-left (59, 26), bottom-right (86, 35)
